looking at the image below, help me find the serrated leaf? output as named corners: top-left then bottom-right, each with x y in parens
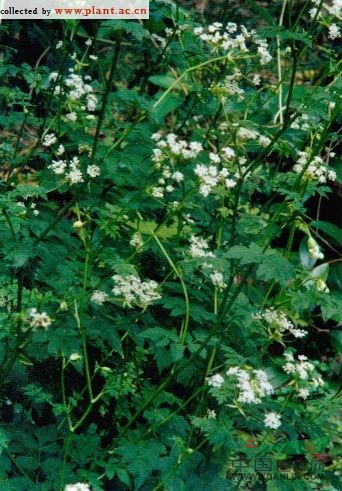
top-left (98, 20), bottom-right (147, 41)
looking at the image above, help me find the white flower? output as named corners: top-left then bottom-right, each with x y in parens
top-left (86, 165), bottom-right (101, 178)
top-left (56, 40), bottom-right (63, 49)
top-left (64, 484), bottom-right (91, 491)
top-left (48, 159), bottom-right (67, 175)
top-left (259, 135), bottom-right (271, 147)
top-left (316, 278), bottom-right (329, 293)
top-left (294, 151), bottom-right (336, 183)
top-left (130, 232), bottom-right (144, 249)
top-left (209, 152), bottom-right (221, 164)
top-left (328, 24), bottom-right (341, 40)
top-left (65, 112), bottom-right (77, 122)
top-left (207, 409), bottom-right (217, 419)
top-left (298, 388), bottom-right (310, 399)
top-left (67, 168), bottom-right (84, 184)
top-left (210, 271), bottom-right (227, 290)
top-left (255, 308), bottom-right (307, 340)
top-left (29, 308), bottom-right (52, 329)
top-left (189, 235), bottom-right (215, 258)
top-left (221, 146), bottom-right (235, 160)
top-left (112, 274), bottom-right (161, 308)
top-left (308, 237), bottom-right (324, 260)
top-left (86, 93), bottom-right (97, 112)
top-left (49, 72), bottom-right (58, 82)
top-left (90, 290), bottom-right (108, 305)
top-left (43, 133), bottom-right (57, 147)
top-left (264, 412), bottom-right (281, 429)
top-left (151, 187), bottom-right (164, 199)
top-left (237, 127), bottom-right (258, 140)
top-left (56, 144), bottom-right (65, 156)
top-left (207, 373), bottom-right (224, 388)
top-left (89, 54), bottom-right (98, 61)
top-left (85, 39), bottom-right (93, 46)
top-left (252, 74), bottom-right (261, 85)
top-left (172, 171), bottom-right (184, 183)
top-left (227, 367), bottom-right (273, 404)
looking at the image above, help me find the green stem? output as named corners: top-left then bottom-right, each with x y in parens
top-left (74, 299), bottom-right (94, 402)
top-left (90, 32), bottom-right (122, 162)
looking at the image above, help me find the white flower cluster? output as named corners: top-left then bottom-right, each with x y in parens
top-left (283, 352), bottom-right (324, 399)
top-left (43, 133), bottom-right (57, 147)
top-left (49, 67), bottom-right (98, 114)
top-left (16, 201), bottom-right (39, 216)
top-left (210, 271), bottom-right (227, 290)
top-left (194, 162), bottom-right (237, 197)
top-left (328, 23), bottom-right (341, 40)
top-left (255, 308), bottom-right (307, 339)
top-left (264, 411), bottom-right (282, 429)
top-left (291, 113), bottom-right (311, 131)
top-left (45, 135), bottom-right (100, 184)
top-left (206, 373), bottom-right (224, 388)
top-left (310, 0), bottom-right (342, 18)
top-left (130, 232), bottom-right (144, 249)
top-left (308, 237), bottom-right (324, 260)
top-left (309, 0), bottom-right (342, 39)
top-left (211, 71), bottom-right (244, 100)
top-left (189, 235), bottom-right (215, 258)
top-left (226, 366), bottom-right (274, 404)
top-left (194, 22), bottom-right (272, 64)
top-left (293, 151), bottom-right (336, 183)
top-left (151, 132), bottom-right (203, 166)
top-left (90, 290), bottom-right (108, 305)
top-left (112, 274), bottom-right (161, 308)
top-left (28, 308), bottom-right (52, 329)
top-left (150, 133), bottom-right (202, 199)
top-left (64, 484), bottom-right (91, 491)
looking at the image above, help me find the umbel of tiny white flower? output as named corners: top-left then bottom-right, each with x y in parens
top-left (194, 163), bottom-right (237, 197)
top-left (210, 271), bottom-right (227, 290)
top-left (130, 232), bottom-right (144, 249)
top-left (282, 352), bottom-right (325, 399)
top-left (43, 133), bottom-right (57, 147)
top-left (28, 308), bottom-right (52, 329)
top-left (264, 412), bottom-right (281, 429)
top-left (189, 235), bottom-right (215, 258)
top-left (64, 483), bottom-right (91, 491)
top-left (150, 133), bottom-right (202, 199)
top-left (226, 367), bottom-right (274, 404)
top-left (307, 236), bottom-right (324, 260)
top-left (293, 151), bottom-right (336, 183)
top-left (255, 308), bottom-right (307, 340)
top-left (90, 290), bottom-right (108, 305)
top-left (112, 274), bottom-right (161, 308)
top-left (206, 373), bottom-right (224, 388)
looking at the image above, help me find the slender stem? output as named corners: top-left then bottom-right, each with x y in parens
top-left (137, 212), bottom-right (190, 344)
top-left (90, 33), bottom-right (122, 162)
top-left (74, 299), bottom-right (93, 402)
top-left (276, 0), bottom-right (288, 126)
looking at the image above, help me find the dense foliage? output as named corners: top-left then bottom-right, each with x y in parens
top-left (0, 1), bottom-right (341, 489)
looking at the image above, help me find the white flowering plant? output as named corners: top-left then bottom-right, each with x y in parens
top-left (0, 3), bottom-right (341, 490)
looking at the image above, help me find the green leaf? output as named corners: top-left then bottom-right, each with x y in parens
top-left (225, 243), bottom-right (263, 265)
top-left (170, 344), bottom-right (184, 362)
top-left (256, 254), bottom-right (296, 286)
top-left (98, 20), bottom-right (147, 41)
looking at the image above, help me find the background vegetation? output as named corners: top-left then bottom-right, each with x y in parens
top-left (0, 1), bottom-right (341, 489)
